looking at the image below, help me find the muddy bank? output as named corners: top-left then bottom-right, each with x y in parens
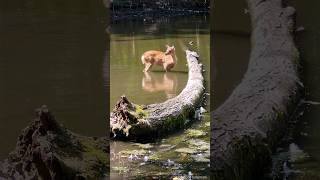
top-left (211, 0), bottom-right (301, 179)
top-left (0, 106), bottom-right (108, 179)
top-left (110, 50), bottom-right (205, 140)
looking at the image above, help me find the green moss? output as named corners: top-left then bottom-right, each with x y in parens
top-left (133, 104), bottom-right (148, 119)
top-left (60, 136), bottom-right (108, 179)
top-left (187, 139), bottom-right (209, 151)
top-left (175, 147), bottom-right (197, 154)
top-left (191, 153), bottom-right (210, 163)
top-left (186, 129), bottom-right (206, 138)
top-left (110, 104), bottom-right (210, 178)
top-left (79, 138), bottom-right (108, 178)
top-left (112, 166), bottom-right (129, 173)
top-left (149, 154), bottom-right (161, 161)
top-left (119, 149), bottom-right (148, 156)
top-left (162, 113), bottom-right (185, 133)
top-left (81, 138), bottom-right (107, 163)
top-left (204, 122), bottom-right (210, 127)
top-left (160, 107), bottom-right (196, 134)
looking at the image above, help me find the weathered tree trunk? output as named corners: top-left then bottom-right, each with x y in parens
top-left (110, 50), bottom-right (205, 140)
top-left (211, 0), bottom-right (301, 179)
top-left (0, 106), bottom-right (109, 179)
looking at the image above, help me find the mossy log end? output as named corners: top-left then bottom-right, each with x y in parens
top-left (110, 50), bottom-right (205, 140)
top-left (211, 0), bottom-right (301, 179)
top-left (0, 106), bottom-right (109, 179)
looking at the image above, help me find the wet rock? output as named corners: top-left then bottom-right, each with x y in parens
top-left (158, 144), bottom-right (177, 153)
top-left (204, 122), bottom-right (210, 127)
top-left (111, 166), bottom-right (129, 174)
top-left (191, 153), bottom-right (210, 163)
top-left (187, 139), bottom-right (209, 151)
top-left (133, 143), bottom-right (153, 150)
top-left (186, 129), bottom-right (207, 138)
top-left (288, 143), bottom-right (309, 163)
top-left (175, 148), bottom-right (197, 154)
top-left (119, 149), bottom-right (148, 157)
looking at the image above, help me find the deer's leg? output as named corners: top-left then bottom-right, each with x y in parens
top-left (163, 63), bottom-right (168, 72)
top-left (143, 63), bottom-right (148, 72)
top-left (144, 63), bottom-right (152, 72)
top-left (143, 71), bottom-right (151, 81)
top-left (165, 63), bottom-right (174, 72)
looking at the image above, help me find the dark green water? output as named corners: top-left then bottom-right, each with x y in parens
top-left (110, 15), bottom-right (210, 179)
top-left (0, 1), bottom-right (107, 159)
top-left (211, 0), bottom-right (251, 109)
top-left (284, 1), bottom-right (320, 179)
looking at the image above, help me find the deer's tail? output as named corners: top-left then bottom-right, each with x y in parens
top-left (141, 55), bottom-right (145, 64)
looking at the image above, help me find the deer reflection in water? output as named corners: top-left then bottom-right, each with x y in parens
top-left (142, 72), bottom-right (178, 99)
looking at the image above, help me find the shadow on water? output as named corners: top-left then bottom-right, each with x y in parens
top-left (212, 33), bottom-right (251, 109)
top-left (111, 15), bottom-right (209, 37)
top-left (211, 0), bottom-right (251, 109)
top-left (280, 1), bottom-right (320, 179)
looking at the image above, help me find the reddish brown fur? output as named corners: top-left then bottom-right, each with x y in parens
top-left (141, 45), bottom-right (176, 72)
top-left (142, 72), bottom-right (177, 99)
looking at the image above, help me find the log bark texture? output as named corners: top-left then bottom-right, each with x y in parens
top-left (211, 0), bottom-right (301, 179)
top-left (110, 50), bottom-right (205, 140)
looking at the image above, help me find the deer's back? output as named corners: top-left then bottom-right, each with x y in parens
top-left (143, 50), bottom-right (165, 64)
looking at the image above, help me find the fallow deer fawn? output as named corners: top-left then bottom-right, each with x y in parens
top-left (141, 45), bottom-right (176, 72)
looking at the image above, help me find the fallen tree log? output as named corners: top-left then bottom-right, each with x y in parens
top-left (211, 0), bottom-right (301, 179)
top-left (0, 106), bottom-right (109, 179)
top-left (110, 50), bottom-right (205, 140)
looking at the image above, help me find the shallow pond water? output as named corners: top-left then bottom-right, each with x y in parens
top-left (110, 15), bottom-right (210, 179)
top-left (0, 1), bottom-right (108, 159)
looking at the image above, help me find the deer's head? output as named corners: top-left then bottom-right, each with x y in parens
top-left (164, 45), bottom-right (175, 55)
